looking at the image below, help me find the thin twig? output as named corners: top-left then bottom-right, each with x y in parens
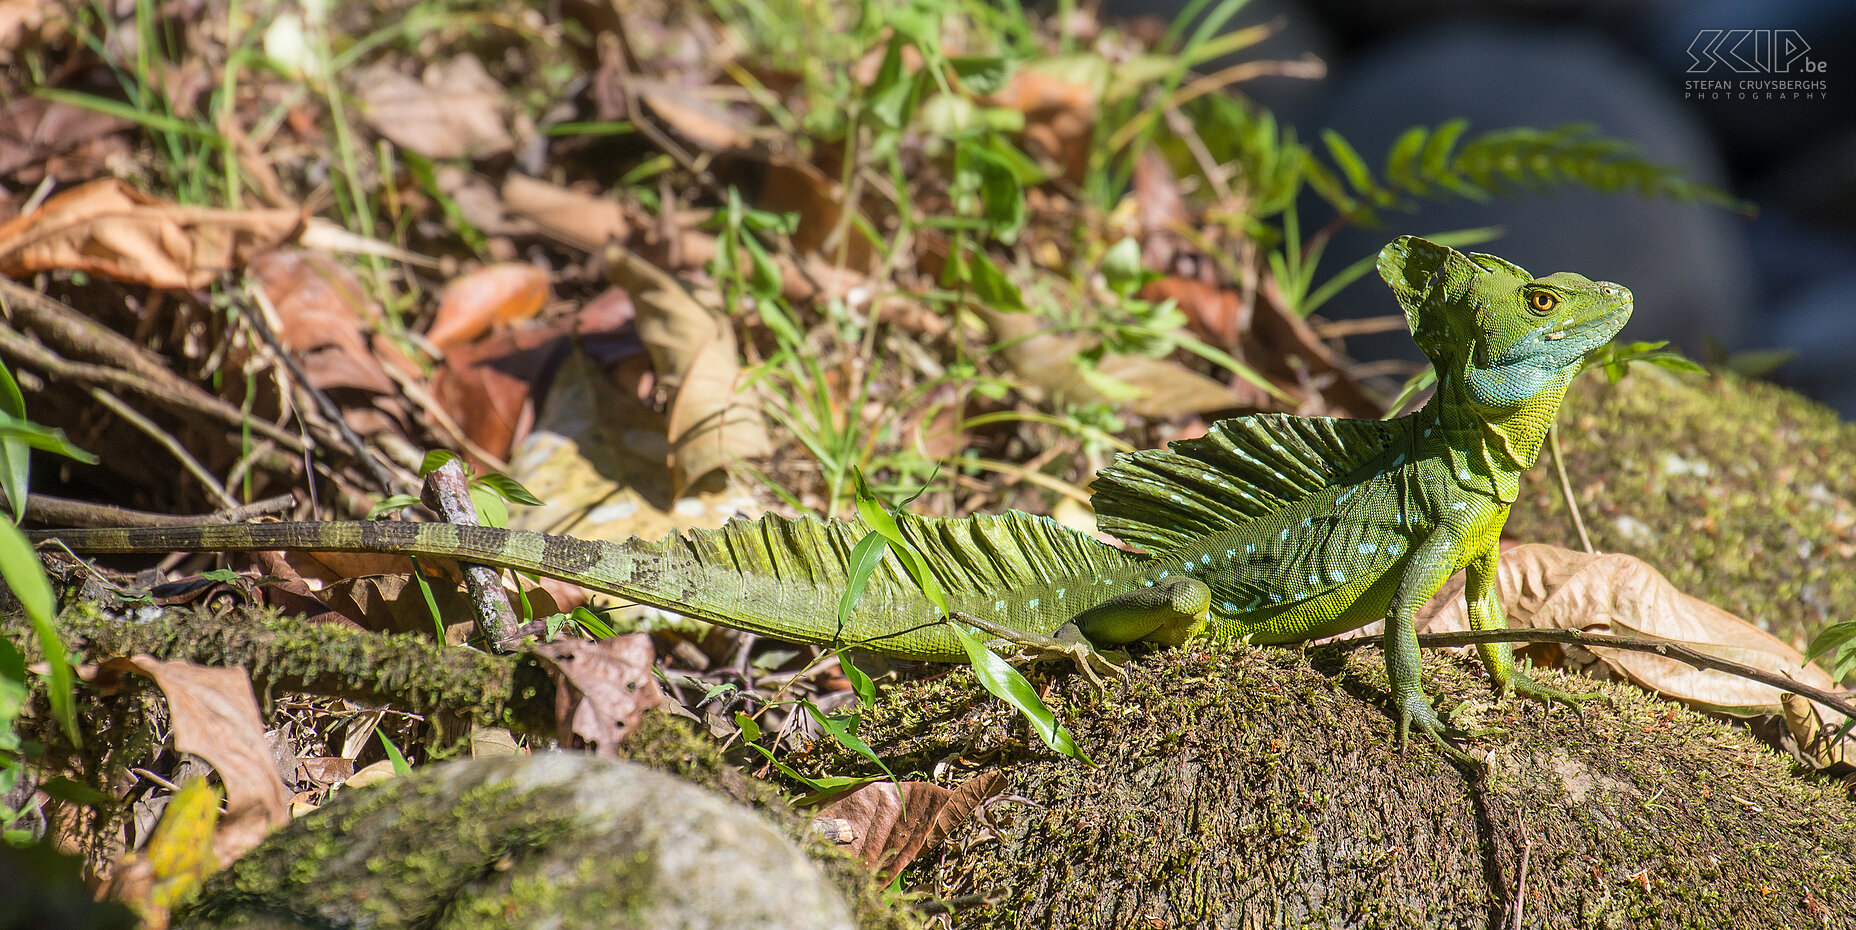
top-left (1547, 425), bottom-right (1594, 553)
top-left (0, 319), bottom-right (309, 453)
top-left (9, 488), bottom-right (295, 528)
top-left (88, 387), bottom-right (237, 508)
top-left (243, 284), bottom-right (402, 494)
top-left (1513, 838), bottom-right (1531, 930)
top-left (1330, 628), bottom-right (1856, 720)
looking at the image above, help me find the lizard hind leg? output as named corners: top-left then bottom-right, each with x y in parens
top-left (954, 577), bottom-right (1212, 693)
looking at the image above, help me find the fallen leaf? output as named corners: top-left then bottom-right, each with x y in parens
top-left (607, 245), bottom-right (770, 495)
top-left (0, 97), bottom-right (132, 182)
top-left (0, 179), bottom-right (300, 288)
top-left (813, 771), bottom-right (1004, 881)
top-left (354, 55), bottom-right (513, 160)
top-left (634, 79), bottom-right (760, 153)
top-left (1417, 544), bottom-right (1843, 719)
top-left (1781, 692), bottom-right (1854, 775)
top-left (104, 778), bottom-right (221, 930)
top-left (250, 248), bottom-right (396, 395)
top-left (531, 634), bottom-right (664, 756)
top-left (95, 657), bottom-right (291, 862)
top-left (980, 305), bottom-right (1257, 417)
top-left (501, 174), bottom-right (631, 253)
top-left (426, 262), bottom-right (551, 350)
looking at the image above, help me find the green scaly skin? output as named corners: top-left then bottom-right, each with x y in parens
top-left (33, 237), bottom-right (1631, 760)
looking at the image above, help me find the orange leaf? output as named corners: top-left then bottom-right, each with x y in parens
top-left (426, 262), bottom-right (551, 350)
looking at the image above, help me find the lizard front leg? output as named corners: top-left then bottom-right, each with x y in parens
top-left (1386, 527), bottom-right (1498, 765)
top-left (1464, 546), bottom-right (1602, 709)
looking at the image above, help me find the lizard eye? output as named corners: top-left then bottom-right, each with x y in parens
top-left (1526, 290), bottom-right (1559, 315)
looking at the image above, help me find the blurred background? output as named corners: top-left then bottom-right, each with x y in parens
top-left (1108, 0), bottom-right (1856, 416)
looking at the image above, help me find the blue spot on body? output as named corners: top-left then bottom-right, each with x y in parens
top-left (1246, 543), bottom-right (1256, 554)
top-left (1200, 553), bottom-right (1211, 565)
top-left (1358, 542), bottom-right (1378, 555)
top-left (1327, 569), bottom-right (1346, 583)
top-left (1029, 598), bottom-right (1040, 609)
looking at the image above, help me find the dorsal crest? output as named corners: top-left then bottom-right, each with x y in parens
top-left (1088, 414), bottom-right (1411, 554)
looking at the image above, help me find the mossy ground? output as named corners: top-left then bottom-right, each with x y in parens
top-left (1510, 369), bottom-right (1856, 650)
top-left (800, 640), bottom-right (1856, 929)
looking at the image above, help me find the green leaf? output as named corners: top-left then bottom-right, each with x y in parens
top-left (949, 55), bottom-right (1014, 94)
top-left (734, 711), bottom-right (762, 741)
top-left (467, 485), bottom-right (508, 529)
top-left (474, 473), bottom-right (544, 507)
top-left (851, 470), bottom-right (947, 615)
top-left (947, 622), bottom-right (1090, 764)
top-left (1321, 129), bottom-right (1378, 199)
top-left (407, 556), bottom-right (447, 641)
top-left (1805, 620), bottom-right (1856, 682)
top-left (375, 728), bottom-right (413, 775)
top-left (365, 494), bottom-right (422, 519)
top-left (963, 250), bottom-right (1028, 312)
top-left (0, 364), bottom-right (31, 521)
top-left (1382, 368), bottom-right (1438, 419)
top-left (1384, 125), bottom-right (1427, 190)
top-left (842, 656), bottom-right (878, 706)
top-left (0, 518), bottom-right (77, 747)
top-left (570, 606), bottom-right (616, 639)
top-left (1419, 118), bottom-right (1470, 182)
top-left (801, 699), bottom-right (896, 781)
top-left (199, 569), bottom-right (244, 583)
top-left (1100, 237), bottom-right (1146, 299)
top-left (418, 449), bottom-right (463, 477)
top-left (838, 532), bottom-right (890, 632)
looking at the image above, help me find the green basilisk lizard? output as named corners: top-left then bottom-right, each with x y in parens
top-left (33, 236), bottom-right (1632, 758)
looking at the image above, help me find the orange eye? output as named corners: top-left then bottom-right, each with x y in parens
top-left (1527, 290), bottom-right (1559, 314)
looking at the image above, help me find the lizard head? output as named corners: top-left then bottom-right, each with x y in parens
top-left (1376, 236), bottom-right (1633, 392)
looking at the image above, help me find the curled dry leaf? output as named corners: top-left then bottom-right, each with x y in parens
top-left (530, 633), bottom-right (664, 756)
top-left (813, 771), bottom-right (1006, 881)
top-left (1418, 543), bottom-right (1842, 719)
top-left (426, 262), bottom-right (551, 350)
top-left (354, 55), bottom-right (513, 160)
top-left (94, 657), bottom-right (291, 864)
top-left (607, 245), bottom-right (770, 495)
top-left (0, 179), bottom-right (299, 288)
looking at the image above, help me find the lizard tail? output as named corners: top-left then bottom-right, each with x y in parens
top-left (34, 512), bottom-right (1144, 662)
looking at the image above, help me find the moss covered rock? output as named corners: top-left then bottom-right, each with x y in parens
top-left (804, 641), bottom-right (1856, 928)
top-left (176, 754), bottom-right (856, 930)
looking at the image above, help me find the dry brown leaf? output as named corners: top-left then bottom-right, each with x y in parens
top-left (250, 248), bottom-right (396, 395)
top-left (814, 772), bottom-right (1003, 881)
top-left (0, 179), bottom-right (299, 288)
top-left (500, 174), bottom-right (631, 253)
top-left (530, 634), bottom-right (664, 756)
top-left (1418, 543), bottom-right (1842, 719)
top-left (815, 780), bottom-right (949, 879)
top-left (981, 305), bottom-right (1256, 417)
top-left (634, 80), bottom-right (759, 153)
top-left (1781, 692), bottom-right (1854, 774)
top-left (426, 262), bottom-right (551, 350)
top-left (96, 657), bottom-right (291, 863)
top-left (986, 67), bottom-right (1097, 182)
top-left (354, 56), bottom-right (513, 160)
top-left (607, 245), bottom-right (770, 495)
top-left (0, 97), bottom-right (132, 182)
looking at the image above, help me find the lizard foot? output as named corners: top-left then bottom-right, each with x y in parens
top-left (951, 612), bottom-right (1129, 694)
top-left (1505, 668), bottom-right (1608, 713)
top-left (1394, 693), bottom-right (1499, 768)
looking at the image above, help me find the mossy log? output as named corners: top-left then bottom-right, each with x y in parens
top-left (805, 640), bottom-right (1856, 929)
